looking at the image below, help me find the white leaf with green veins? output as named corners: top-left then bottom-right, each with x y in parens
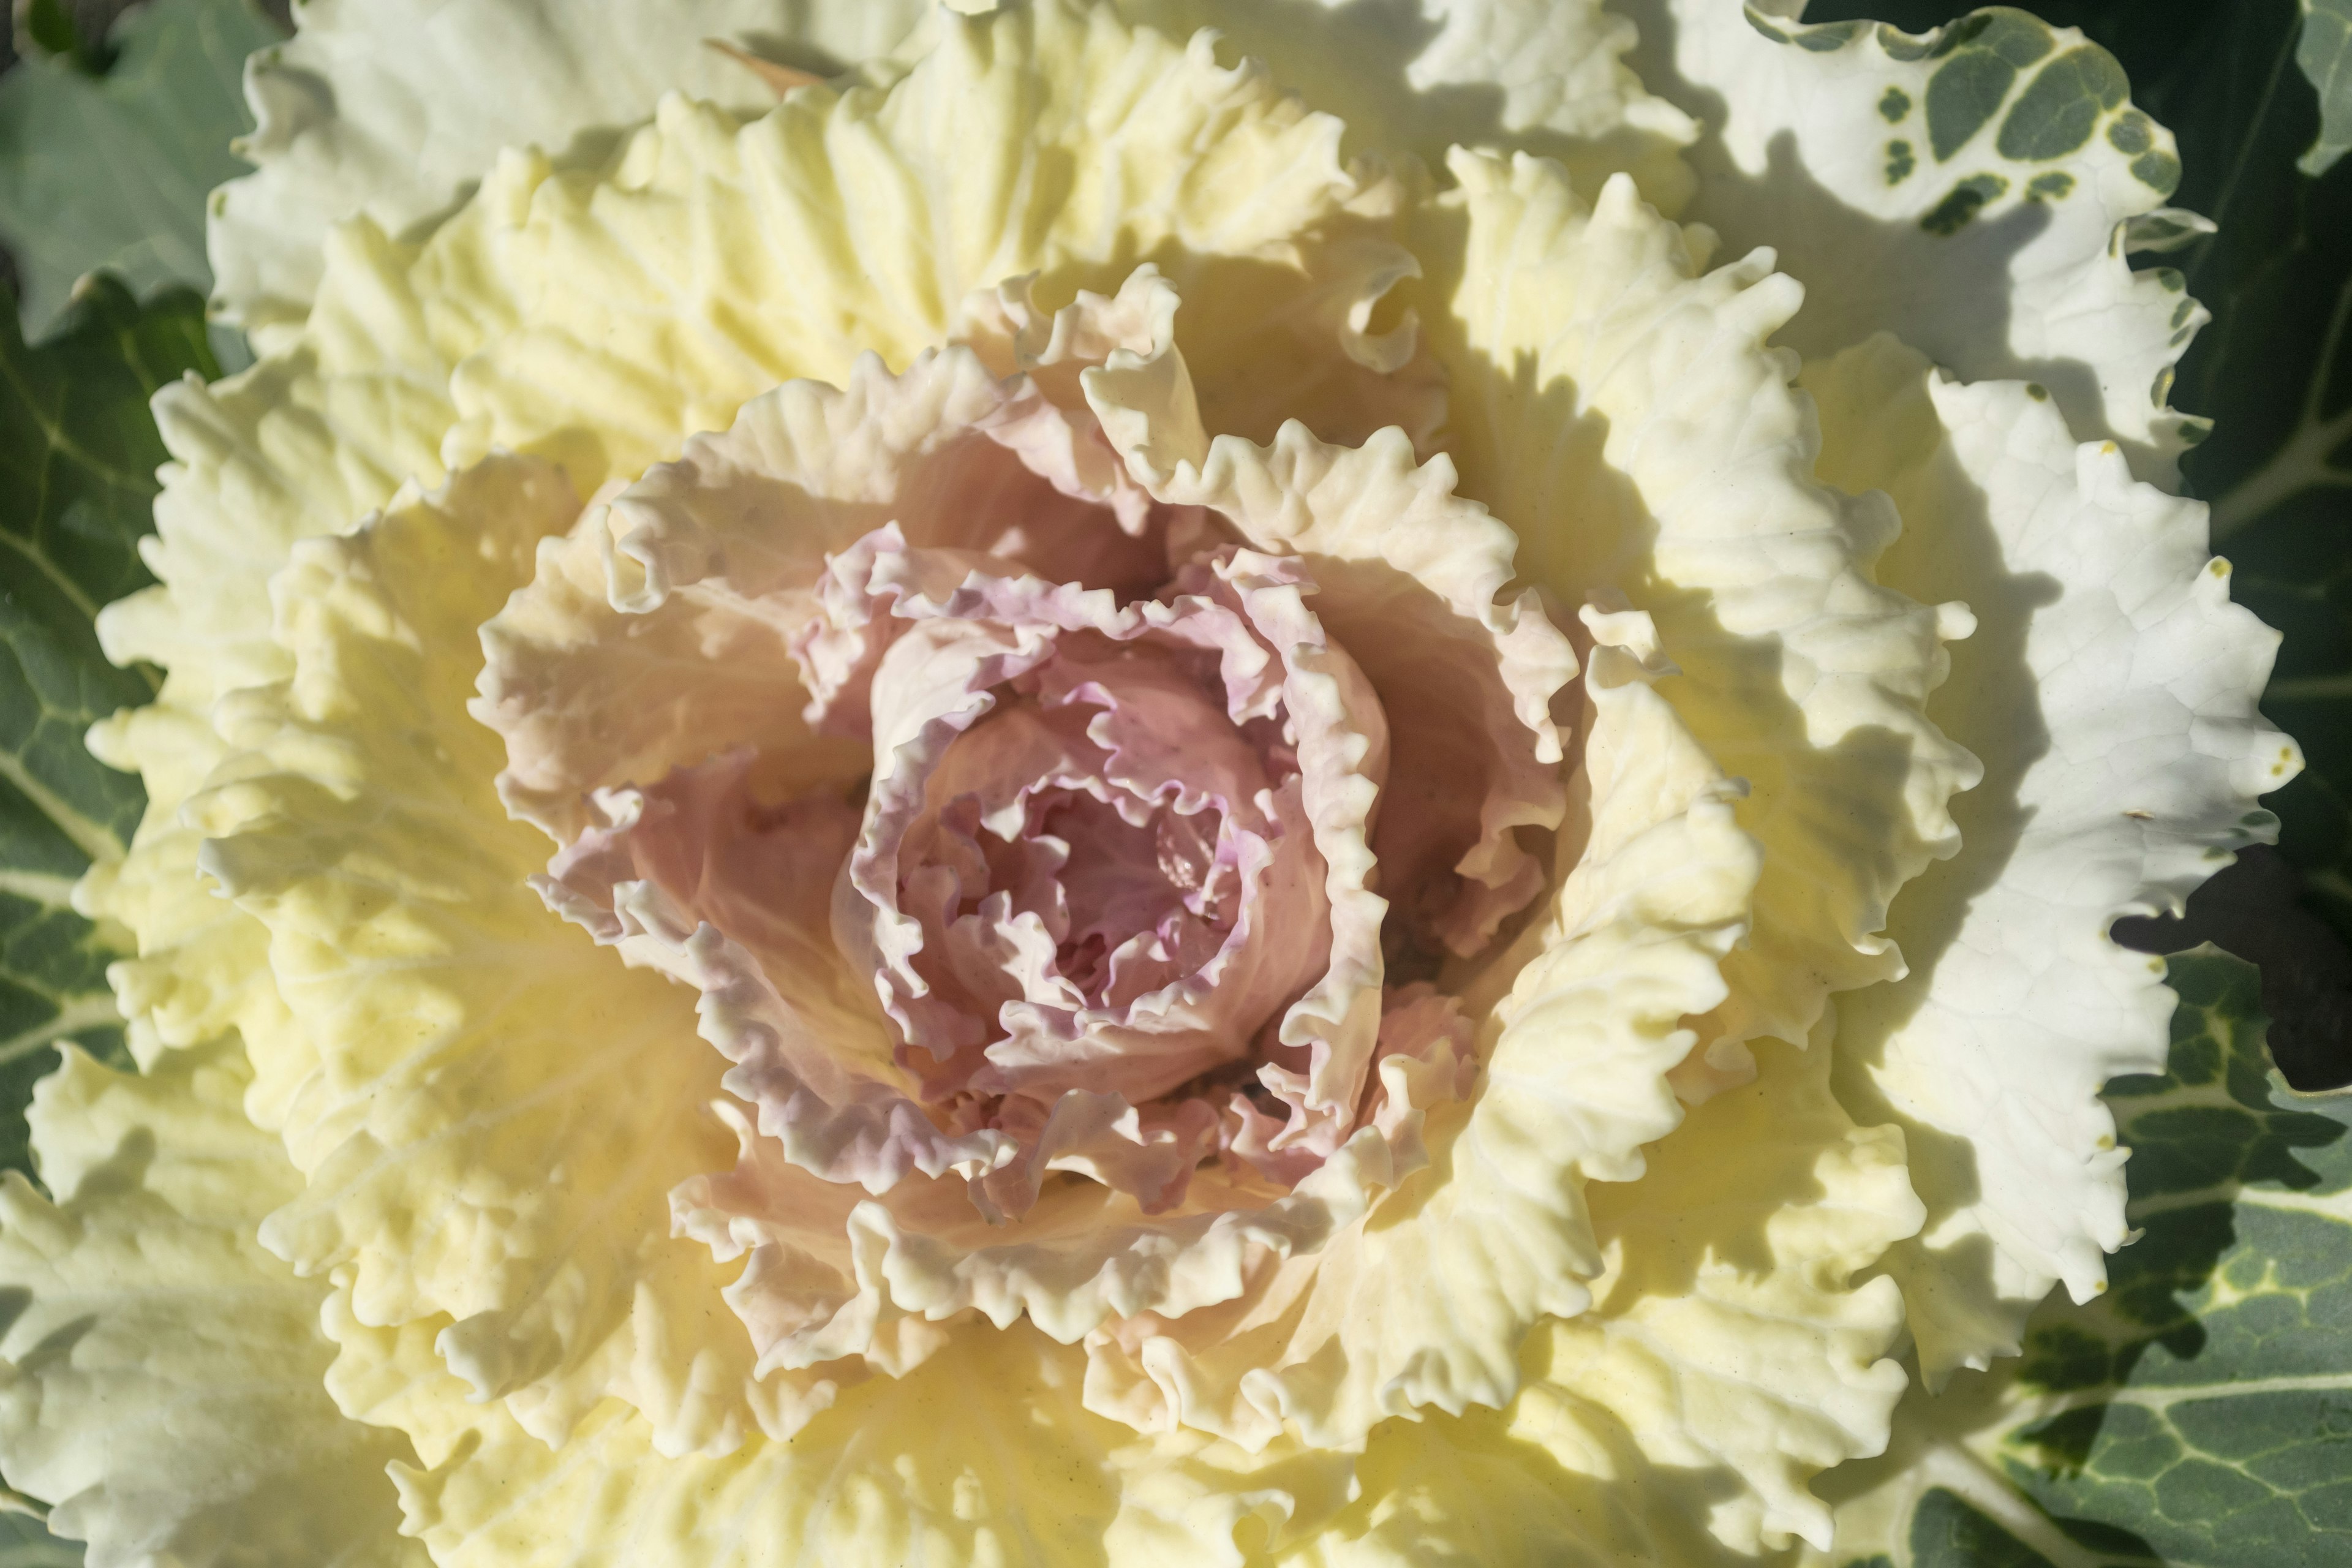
top-left (1817, 948), bottom-right (2352, 1568)
top-left (1624, 0), bottom-right (2213, 486)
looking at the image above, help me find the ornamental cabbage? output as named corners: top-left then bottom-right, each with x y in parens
top-left (0, 1), bottom-right (2302, 1564)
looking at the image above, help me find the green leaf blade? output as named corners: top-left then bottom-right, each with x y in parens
top-left (1907, 1487), bottom-right (2060, 1568)
top-left (0, 1510), bottom-right (81, 1568)
top-left (1997, 954), bottom-right (2352, 1564)
top-left (0, 274), bottom-right (218, 1177)
top-left (0, 0), bottom-right (282, 336)
top-left (1822, 951), bottom-right (2352, 1566)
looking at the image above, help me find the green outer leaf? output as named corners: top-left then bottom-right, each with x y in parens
top-left (0, 274), bottom-right (217, 1179)
top-left (2303, 1), bottom-right (2352, 174)
top-left (0, 0), bottom-right (282, 336)
top-left (20, 0), bottom-right (110, 74)
top-left (0, 1543), bottom-right (77, 1567)
top-left (0, 1511), bottom-right (78, 1568)
top-left (1819, 949), bottom-right (2352, 1566)
top-left (2185, 56), bottom-right (2352, 952)
top-left (1905, 1487), bottom-right (2058, 1567)
top-left (1992, 952), bottom-right (2352, 1564)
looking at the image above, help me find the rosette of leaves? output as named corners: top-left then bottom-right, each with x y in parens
top-left (0, 1), bottom-right (2345, 1565)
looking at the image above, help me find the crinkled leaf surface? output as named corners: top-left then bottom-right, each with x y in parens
top-left (0, 277), bottom-right (216, 1180)
top-left (0, 0), bottom-right (281, 336)
top-left (0, 6), bottom-right (2345, 1568)
top-left (1818, 949), bottom-right (2352, 1566)
top-left (1816, 0), bottom-right (2352, 962)
top-left (1798, 7), bottom-right (2352, 1556)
